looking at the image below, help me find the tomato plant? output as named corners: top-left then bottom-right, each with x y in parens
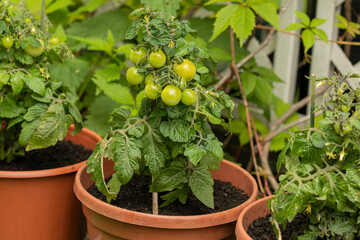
top-left (87, 9), bottom-right (234, 211)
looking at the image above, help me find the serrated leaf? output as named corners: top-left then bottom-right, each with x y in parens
top-left (203, 134), bottom-right (223, 160)
top-left (45, 0), bottom-right (73, 14)
top-left (54, 24), bottom-right (67, 42)
top-left (159, 190), bottom-right (179, 207)
top-left (15, 51), bottom-right (34, 65)
top-left (285, 22), bottom-right (305, 31)
top-left (184, 144), bottom-right (207, 165)
top-left (24, 103), bottom-right (48, 122)
top-left (209, 47), bottom-right (233, 61)
top-left (23, 75), bottom-right (46, 96)
top-left (189, 166), bottom-right (214, 208)
top-left (160, 119), bottom-right (189, 142)
top-left (107, 29), bottom-right (115, 48)
top-left (0, 95), bottom-right (26, 118)
top-left (142, 132), bottom-right (170, 177)
top-left (140, 0), bottom-right (181, 16)
top-left (150, 164), bottom-right (187, 192)
top-left (26, 103), bottom-right (73, 151)
top-left (19, 119), bottom-right (41, 146)
top-left (0, 20), bottom-right (6, 34)
top-left (312, 28), bottom-right (328, 44)
top-left (231, 6), bottom-right (255, 47)
top-left (200, 152), bottom-right (221, 171)
top-left (70, 0), bottom-right (107, 16)
top-left (70, 35), bottom-right (112, 56)
top-left (302, 29), bottom-right (315, 52)
top-left (0, 71), bottom-right (10, 84)
top-left (128, 123), bottom-right (145, 138)
top-left (209, 5), bottom-right (239, 42)
top-left (295, 11), bottom-right (310, 26)
top-left (248, 0), bottom-right (279, 29)
top-left (112, 134), bottom-right (140, 185)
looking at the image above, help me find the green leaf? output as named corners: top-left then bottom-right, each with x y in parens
top-left (19, 119), bottom-right (41, 147)
top-left (140, 0), bottom-right (181, 16)
top-left (15, 51), bottom-right (34, 65)
top-left (23, 103), bottom-right (48, 122)
top-left (69, 103), bottom-right (82, 123)
top-left (159, 190), bottom-right (180, 207)
top-left (54, 24), bottom-right (67, 42)
top-left (0, 95), bottom-right (26, 118)
top-left (70, 35), bottom-right (112, 56)
top-left (92, 76), bottom-right (134, 106)
top-left (248, 0), bottom-right (279, 29)
top-left (111, 134), bottom-right (140, 185)
top-left (189, 166), bottom-right (214, 208)
top-left (209, 47), bottom-right (233, 61)
top-left (252, 66), bottom-right (283, 83)
top-left (0, 20), bottom-right (6, 34)
top-left (203, 134), bottom-right (223, 160)
top-left (184, 144), bottom-right (207, 165)
top-left (142, 132), bottom-right (170, 177)
top-left (10, 72), bottom-right (24, 95)
top-left (70, 0), bottom-right (107, 16)
top-left (150, 163), bottom-right (187, 192)
top-left (312, 28), bottom-right (328, 44)
top-left (200, 152), bottom-right (221, 171)
top-left (309, 132), bottom-right (325, 148)
top-left (94, 64), bottom-right (122, 82)
top-left (255, 77), bottom-right (273, 104)
top-left (128, 123), bottom-right (145, 138)
top-left (302, 29), bottom-right (315, 52)
top-left (160, 119), bottom-right (189, 142)
top-left (23, 75), bottom-right (45, 96)
top-left (0, 71), bottom-right (10, 85)
top-left (240, 71), bottom-right (257, 96)
top-left (45, 0), bottom-right (73, 14)
top-left (310, 18), bottom-right (327, 28)
top-left (26, 103), bottom-right (73, 151)
top-left (209, 5), bottom-right (239, 42)
top-left (295, 11), bottom-right (310, 26)
top-left (285, 22), bottom-right (305, 31)
top-left (205, 0), bottom-right (227, 5)
top-left (270, 132), bottom-right (291, 152)
top-left (107, 30), bottom-right (115, 48)
top-left (231, 6), bottom-right (255, 47)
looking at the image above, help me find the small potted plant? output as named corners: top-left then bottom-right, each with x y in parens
top-left (74, 8), bottom-right (258, 240)
top-left (236, 74), bottom-right (360, 239)
top-left (0, 2), bottom-right (101, 239)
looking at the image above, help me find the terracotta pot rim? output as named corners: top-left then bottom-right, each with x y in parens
top-left (74, 159), bottom-right (259, 229)
top-left (0, 127), bottom-right (101, 179)
top-left (235, 195), bottom-right (274, 239)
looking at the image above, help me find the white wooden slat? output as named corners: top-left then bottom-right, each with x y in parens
top-left (247, 38), bottom-right (273, 69)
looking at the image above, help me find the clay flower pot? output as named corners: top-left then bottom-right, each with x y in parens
top-left (0, 125), bottom-right (101, 240)
top-left (74, 159), bottom-right (258, 240)
top-left (235, 195), bottom-right (274, 240)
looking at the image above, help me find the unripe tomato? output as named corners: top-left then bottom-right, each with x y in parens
top-left (25, 18), bottom-right (31, 24)
top-left (149, 49), bottom-right (166, 68)
top-left (145, 74), bottom-right (155, 85)
top-left (341, 104), bottom-right (351, 112)
top-left (161, 85), bottom-right (181, 106)
top-left (126, 67), bottom-right (145, 85)
top-left (2, 36), bottom-right (13, 49)
top-left (50, 37), bottom-right (59, 45)
top-left (5, 17), bottom-right (10, 23)
top-left (25, 39), bottom-right (44, 57)
top-left (145, 82), bottom-right (162, 100)
top-left (173, 59), bottom-right (196, 82)
top-left (181, 89), bottom-right (197, 105)
top-left (130, 47), bottom-right (147, 65)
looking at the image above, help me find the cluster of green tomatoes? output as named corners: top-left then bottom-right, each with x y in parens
top-left (126, 46), bottom-right (198, 106)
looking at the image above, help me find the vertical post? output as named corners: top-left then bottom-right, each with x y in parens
top-left (310, 74), bottom-right (316, 128)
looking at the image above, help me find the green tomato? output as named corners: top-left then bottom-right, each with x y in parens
top-left (5, 17), bottom-right (10, 23)
top-left (341, 104), bottom-right (351, 112)
top-left (50, 37), bottom-right (59, 45)
top-left (145, 74), bottom-right (155, 85)
top-left (130, 47), bottom-right (146, 65)
top-left (181, 89), bottom-right (197, 106)
top-left (25, 39), bottom-right (44, 57)
top-left (2, 36), bottom-right (13, 49)
top-left (149, 49), bottom-right (166, 68)
top-left (161, 85), bottom-right (181, 106)
top-left (145, 82), bottom-right (162, 100)
top-left (173, 59), bottom-right (196, 82)
top-left (25, 18), bottom-right (31, 24)
top-left (126, 67), bottom-right (145, 85)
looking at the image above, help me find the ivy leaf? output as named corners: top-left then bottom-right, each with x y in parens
top-left (209, 4), bottom-right (239, 42)
top-left (142, 132), bottom-right (170, 177)
top-left (255, 77), bottom-right (273, 104)
top-left (240, 71), bottom-right (257, 96)
top-left (140, 0), bottom-right (181, 16)
top-left (248, 0), bottom-right (279, 29)
top-left (312, 28), bottom-right (328, 44)
top-left (112, 134), bottom-right (141, 185)
top-left (301, 29), bottom-right (315, 52)
top-left (189, 165), bottom-right (214, 208)
top-left (160, 119), bottom-right (189, 142)
top-left (184, 144), bottom-right (207, 166)
top-left (26, 103), bottom-right (73, 151)
top-left (285, 22), bottom-right (305, 31)
top-left (295, 11), bottom-right (310, 26)
top-left (310, 18), bottom-right (327, 28)
top-left (0, 95), bottom-right (26, 118)
top-left (231, 5), bottom-right (255, 47)
top-left (150, 163), bottom-right (187, 192)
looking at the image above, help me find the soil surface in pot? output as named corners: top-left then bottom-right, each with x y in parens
top-left (88, 173), bottom-right (250, 216)
top-left (0, 140), bottom-right (92, 171)
top-left (247, 214), bottom-right (360, 240)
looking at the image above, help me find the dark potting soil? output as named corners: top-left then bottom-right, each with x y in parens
top-left (247, 214), bottom-right (360, 240)
top-left (88, 173), bottom-right (250, 216)
top-left (0, 140), bottom-right (93, 171)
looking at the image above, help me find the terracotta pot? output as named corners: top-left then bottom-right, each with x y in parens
top-left (235, 195), bottom-right (274, 240)
top-left (0, 125), bottom-right (101, 240)
top-left (74, 159), bottom-right (258, 240)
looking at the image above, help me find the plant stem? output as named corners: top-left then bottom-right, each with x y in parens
top-left (310, 74), bottom-right (316, 128)
top-left (40, 0), bottom-right (46, 32)
top-left (152, 176), bottom-right (158, 215)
